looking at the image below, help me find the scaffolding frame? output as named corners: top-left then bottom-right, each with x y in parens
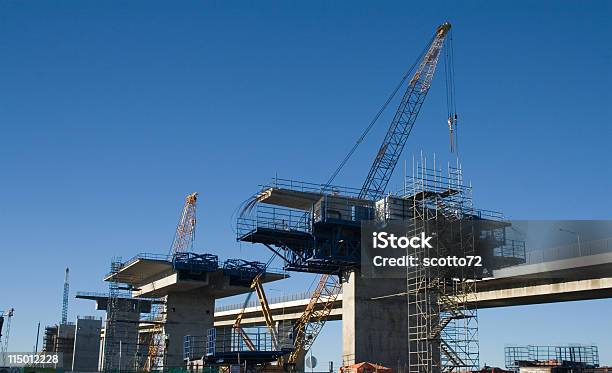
top-left (140, 301), bottom-right (167, 371)
top-left (103, 257), bottom-right (144, 372)
top-left (404, 155), bottom-right (479, 373)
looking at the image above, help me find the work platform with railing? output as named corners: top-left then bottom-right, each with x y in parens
top-left (236, 158), bottom-right (528, 372)
top-left (97, 251), bottom-right (288, 370)
top-left (237, 174), bottom-right (526, 275)
top-left (184, 326), bottom-right (293, 366)
top-left (505, 345), bottom-right (600, 371)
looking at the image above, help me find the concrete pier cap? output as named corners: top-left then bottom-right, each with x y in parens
top-left (101, 252), bottom-right (287, 368)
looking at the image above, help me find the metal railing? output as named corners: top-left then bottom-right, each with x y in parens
top-left (184, 335), bottom-right (207, 360)
top-left (265, 177), bottom-right (370, 199)
top-left (207, 326), bottom-right (292, 355)
top-left (237, 205), bottom-right (312, 237)
top-left (523, 237), bottom-right (612, 265)
top-left (495, 239), bottom-right (527, 261)
top-left (215, 291), bottom-right (312, 313)
top-left (505, 345), bottom-right (599, 370)
top-left (75, 291), bottom-right (162, 302)
top-left (104, 252), bottom-right (172, 277)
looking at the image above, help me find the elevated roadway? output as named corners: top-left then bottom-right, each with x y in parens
top-left (214, 252), bottom-right (612, 326)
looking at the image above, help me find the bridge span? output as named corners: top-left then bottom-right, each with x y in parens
top-left (214, 252), bottom-right (612, 327)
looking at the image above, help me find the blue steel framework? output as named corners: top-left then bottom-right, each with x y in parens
top-left (505, 345), bottom-right (600, 371)
top-left (237, 176), bottom-right (525, 275)
top-left (223, 259), bottom-right (267, 286)
top-left (183, 327), bottom-right (293, 366)
top-left (173, 252), bottom-right (219, 272)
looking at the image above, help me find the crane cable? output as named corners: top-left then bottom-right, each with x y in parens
top-left (324, 33), bottom-right (436, 188)
top-left (443, 29), bottom-right (458, 154)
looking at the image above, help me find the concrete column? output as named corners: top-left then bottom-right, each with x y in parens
top-left (342, 270), bottom-right (408, 370)
top-left (102, 300), bottom-right (141, 371)
top-left (57, 324), bottom-right (76, 371)
top-left (72, 318), bottom-right (102, 372)
top-left (163, 289), bottom-right (215, 368)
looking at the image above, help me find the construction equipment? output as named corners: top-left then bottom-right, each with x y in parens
top-left (239, 23), bottom-right (456, 273)
top-left (144, 192), bottom-right (199, 371)
top-left (170, 192), bottom-right (198, 255)
top-left (232, 273), bottom-right (278, 352)
top-left (237, 22), bottom-right (459, 372)
top-left (0, 308), bottom-right (15, 366)
top-left (286, 274), bottom-right (341, 368)
top-left (230, 271), bottom-right (340, 371)
top-left (62, 267), bottom-right (69, 324)
top-left (360, 22), bottom-right (451, 200)
top-left (287, 23), bottom-right (453, 367)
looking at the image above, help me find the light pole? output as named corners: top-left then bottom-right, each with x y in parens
top-left (559, 228), bottom-right (582, 257)
top-left (119, 340), bottom-right (122, 373)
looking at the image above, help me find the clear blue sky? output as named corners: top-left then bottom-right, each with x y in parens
top-left (1, 0), bottom-right (611, 368)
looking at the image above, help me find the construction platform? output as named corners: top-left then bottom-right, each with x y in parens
top-left (103, 253), bottom-right (287, 298)
top-left (76, 291), bottom-right (160, 313)
top-left (238, 177), bottom-right (525, 275)
top-left (185, 326), bottom-right (294, 366)
top-left (99, 252), bottom-right (287, 369)
top-left (236, 166), bottom-right (527, 370)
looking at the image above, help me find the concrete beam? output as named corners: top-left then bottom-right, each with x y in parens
top-left (472, 277), bottom-right (612, 308)
top-left (213, 277), bottom-right (612, 325)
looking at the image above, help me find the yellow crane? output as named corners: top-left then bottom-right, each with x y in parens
top-left (232, 273), bottom-right (278, 352)
top-left (171, 192), bottom-right (198, 255)
top-left (288, 22), bottom-right (453, 369)
top-left (232, 272), bottom-right (340, 372)
top-left (286, 274), bottom-right (341, 368)
top-left (143, 192), bottom-right (199, 371)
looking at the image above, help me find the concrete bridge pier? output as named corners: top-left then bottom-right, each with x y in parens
top-left (163, 290), bottom-right (215, 368)
top-left (341, 270), bottom-right (409, 370)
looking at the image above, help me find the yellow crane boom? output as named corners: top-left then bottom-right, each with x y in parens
top-left (171, 192), bottom-right (198, 255)
top-left (233, 273), bottom-right (278, 351)
top-left (143, 192), bottom-right (199, 371)
top-left (287, 274), bottom-right (341, 366)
